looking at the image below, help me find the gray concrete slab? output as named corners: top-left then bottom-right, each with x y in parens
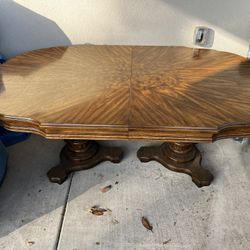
top-left (0, 137), bottom-right (250, 250)
top-left (58, 140), bottom-right (250, 250)
top-left (0, 136), bottom-right (69, 250)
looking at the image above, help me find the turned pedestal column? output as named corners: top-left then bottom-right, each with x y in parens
top-left (137, 142), bottom-right (213, 187)
top-left (47, 140), bottom-right (123, 184)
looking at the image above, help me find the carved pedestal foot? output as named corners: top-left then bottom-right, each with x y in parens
top-left (47, 140), bottom-right (123, 184)
top-left (137, 142), bottom-right (213, 187)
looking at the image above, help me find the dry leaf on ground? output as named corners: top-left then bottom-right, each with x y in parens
top-left (100, 185), bottom-right (112, 193)
top-left (141, 216), bottom-right (153, 232)
top-left (90, 206), bottom-right (108, 216)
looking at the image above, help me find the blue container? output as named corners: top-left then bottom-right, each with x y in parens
top-left (0, 141), bottom-right (8, 186)
top-left (0, 127), bottom-right (31, 147)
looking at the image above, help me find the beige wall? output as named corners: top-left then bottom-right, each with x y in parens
top-left (0, 0), bottom-right (249, 58)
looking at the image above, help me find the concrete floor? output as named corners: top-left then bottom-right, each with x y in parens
top-left (0, 135), bottom-right (250, 250)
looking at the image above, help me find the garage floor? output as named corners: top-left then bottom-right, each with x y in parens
top-left (0, 135), bottom-right (250, 250)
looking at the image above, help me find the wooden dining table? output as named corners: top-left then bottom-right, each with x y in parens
top-left (0, 45), bottom-right (250, 187)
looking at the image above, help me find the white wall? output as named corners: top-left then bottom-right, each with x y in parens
top-left (0, 0), bottom-right (249, 58)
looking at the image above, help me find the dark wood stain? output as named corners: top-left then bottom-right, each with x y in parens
top-left (137, 142), bottom-right (213, 187)
top-left (47, 140), bottom-right (123, 184)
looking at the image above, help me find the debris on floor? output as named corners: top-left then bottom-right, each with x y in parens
top-left (89, 206), bottom-right (111, 216)
top-left (111, 218), bottom-right (119, 224)
top-left (100, 184), bottom-right (112, 193)
top-left (26, 240), bottom-right (35, 246)
top-left (163, 239), bottom-right (171, 245)
top-left (141, 216), bottom-right (153, 232)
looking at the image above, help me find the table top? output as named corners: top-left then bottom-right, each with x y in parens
top-left (0, 45), bottom-right (250, 142)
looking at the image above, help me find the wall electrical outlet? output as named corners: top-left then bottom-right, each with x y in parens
top-left (247, 44), bottom-right (250, 60)
top-left (194, 26), bottom-right (214, 48)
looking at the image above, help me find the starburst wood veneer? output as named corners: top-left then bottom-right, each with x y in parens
top-left (0, 45), bottom-right (250, 187)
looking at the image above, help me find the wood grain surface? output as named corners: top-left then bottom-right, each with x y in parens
top-left (0, 45), bottom-right (131, 139)
top-left (129, 46), bottom-right (250, 141)
top-left (0, 45), bottom-right (250, 142)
